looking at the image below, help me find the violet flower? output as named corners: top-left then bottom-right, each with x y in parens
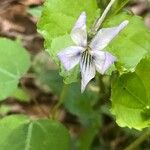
top-left (58, 12), bottom-right (128, 92)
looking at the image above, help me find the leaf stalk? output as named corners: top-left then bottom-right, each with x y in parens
top-left (125, 129), bottom-right (150, 150)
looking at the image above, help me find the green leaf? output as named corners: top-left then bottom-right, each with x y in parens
top-left (77, 127), bottom-right (99, 150)
top-left (38, 0), bottom-right (99, 44)
top-left (111, 56), bottom-right (150, 130)
top-left (35, 69), bottom-right (63, 95)
top-left (0, 115), bottom-right (70, 150)
top-left (38, 0), bottom-right (99, 83)
top-left (0, 38), bottom-right (30, 100)
top-left (105, 13), bottom-right (150, 73)
top-left (63, 83), bottom-right (100, 127)
top-left (0, 115), bottom-right (29, 146)
top-left (62, 83), bottom-right (100, 149)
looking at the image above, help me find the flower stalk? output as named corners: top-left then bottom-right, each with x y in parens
top-left (92, 0), bottom-right (116, 33)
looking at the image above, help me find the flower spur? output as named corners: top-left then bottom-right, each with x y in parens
top-left (57, 12), bottom-right (128, 92)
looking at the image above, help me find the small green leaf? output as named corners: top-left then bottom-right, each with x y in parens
top-left (0, 115), bottom-right (70, 150)
top-left (111, 56), bottom-right (150, 130)
top-left (38, 0), bottom-right (99, 83)
top-left (0, 38), bottom-right (30, 100)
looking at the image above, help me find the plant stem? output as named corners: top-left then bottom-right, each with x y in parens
top-left (50, 84), bottom-right (68, 119)
top-left (92, 0), bottom-right (116, 33)
top-left (112, 0), bottom-right (130, 16)
top-left (124, 129), bottom-right (150, 150)
top-left (99, 74), bottom-right (106, 95)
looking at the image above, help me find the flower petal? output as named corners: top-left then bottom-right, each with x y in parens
top-left (58, 46), bottom-right (84, 71)
top-left (90, 20), bottom-right (129, 51)
top-left (91, 50), bottom-right (116, 74)
top-left (80, 51), bottom-right (96, 92)
top-left (71, 12), bottom-right (87, 47)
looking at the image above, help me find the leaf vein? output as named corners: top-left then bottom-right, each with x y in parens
top-left (25, 122), bottom-right (33, 150)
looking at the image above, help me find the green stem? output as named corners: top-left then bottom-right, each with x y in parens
top-left (93, 74), bottom-right (107, 109)
top-left (124, 129), bottom-right (150, 150)
top-left (50, 84), bottom-right (68, 119)
top-left (112, 0), bottom-right (130, 16)
top-left (99, 74), bottom-right (106, 95)
top-left (92, 0), bottom-right (116, 33)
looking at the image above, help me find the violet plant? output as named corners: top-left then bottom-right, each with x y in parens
top-left (0, 0), bottom-right (150, 150)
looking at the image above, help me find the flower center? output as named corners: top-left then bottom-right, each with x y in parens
top-left (81, 48), bottom-right (93, 69)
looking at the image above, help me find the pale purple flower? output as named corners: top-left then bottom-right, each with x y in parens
top-left (58, 12), bottom-right (128, 92)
